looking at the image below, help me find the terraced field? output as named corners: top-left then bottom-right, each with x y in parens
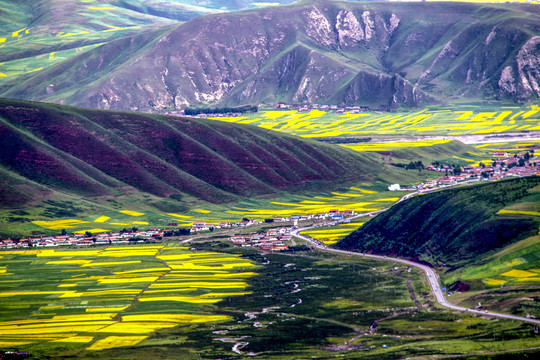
top-left (0, 245), bottom-right (257, 352)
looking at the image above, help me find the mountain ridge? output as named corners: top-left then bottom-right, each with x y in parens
top-left (0, 97), bottom-right (386, 209)
top-left (1, 1), bottom-right (539, 111)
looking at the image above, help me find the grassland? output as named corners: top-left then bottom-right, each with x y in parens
top-left (2, 241), bottom-right (539, 358)
top-left (338, 176), bottom-right (540, 265)
top-left (5, 100), bottom-right (540, 239)
top-left (209, 104), bottom-right (540, 138)
top-left (438, 183), bottom-right (540, 316)
top-left (0, 0), bottom-right (181, 84)
top-left (7, 183), bottom-right (417, 238)
top-left (2, 98), bottom-right (435, 238)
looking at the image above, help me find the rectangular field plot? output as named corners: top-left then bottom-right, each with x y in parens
top-left (0, 244), bottom-right (256, 353)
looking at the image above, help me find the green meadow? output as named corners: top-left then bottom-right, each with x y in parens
top-left (2, 241), bottom-right (539, 358)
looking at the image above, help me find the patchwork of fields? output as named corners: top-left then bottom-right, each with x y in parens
top-left (209, 105), bottom-right (540, 137)
top-left (0, 245), bottom-right (256, 352)
top-left (23, 186), bottom-right (404, 236)
top-left (0, 1), bottom-right (175, 83)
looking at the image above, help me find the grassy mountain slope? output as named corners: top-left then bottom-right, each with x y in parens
top-left (0, 97), bottom-right (387, 209)
top-left (2, 1), bottom-right (539, 111)
top-left (337, 177), bottom-right (540, 266)
top-left (0, 0), bottom-right (196, 84)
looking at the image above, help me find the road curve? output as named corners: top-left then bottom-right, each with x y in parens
top-left (291, 226), bottom-right (540, 325)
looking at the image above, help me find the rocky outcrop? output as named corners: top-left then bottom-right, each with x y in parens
top-left (341, 72), bottom-right (436, 110)
top-left (497, 37), bottom-right (540, 101)
top-left (1, 1), bottom-right (539, 110)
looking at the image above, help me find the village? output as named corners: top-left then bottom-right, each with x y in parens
top-left (1, 151), bottom-right (538, 251)
top-left (0, 209), bottom-right (354, 250)
top-left (390, 150), bottom-right (539, 191)
top-left (228, 226), bottom-right (294, 251)
top-left (163, 102), bottom-right (369, 118)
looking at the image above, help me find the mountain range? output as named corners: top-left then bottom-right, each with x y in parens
top-left (1, 1), bottom-right (539, 111)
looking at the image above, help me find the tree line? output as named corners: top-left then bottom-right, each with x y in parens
top-left (184, 104), bottom-right (258, 115)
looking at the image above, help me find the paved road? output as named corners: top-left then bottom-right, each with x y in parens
top-left (292, 221), bottom-right (540, 325)
top-left (360, 131), bottom-right (540, 145)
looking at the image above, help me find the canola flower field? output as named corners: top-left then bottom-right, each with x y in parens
top-left (300, 221), bottom-right (368, 245)
top-left (0, 245), bottom-right (256, 352)
top-left (27, 187), bottom-right (405, 234)
top-left (209, 105), bottom-right (540, 138)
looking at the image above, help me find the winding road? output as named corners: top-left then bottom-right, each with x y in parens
top-left (292, 214), bottom-right (540, 325)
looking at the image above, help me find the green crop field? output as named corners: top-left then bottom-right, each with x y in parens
top-left (1, 242), bottom-right (539, 358)
top-left (0, 244), bottom-right (257, 354)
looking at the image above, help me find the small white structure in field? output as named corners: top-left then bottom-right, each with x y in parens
top-left (388, 184), bottom-right (401, 191)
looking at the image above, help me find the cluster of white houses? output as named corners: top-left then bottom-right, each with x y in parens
top-left (275, 102), bottom-right (369, 114)
top-left (0, 230), bottom-right (164, 249)
top-left (390, 151), bottom-right (539, 191)
top-left (189, 210), bottom-right (354, 232)
top-left (229, 227), bottom-right (293, 251)
top-left (1, 209), bottom-right (357, 247)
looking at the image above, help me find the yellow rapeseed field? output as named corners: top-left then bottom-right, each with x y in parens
top-left (498, 210), bottom-right (540, 217)
top-left (0, 341), bottom-right (32, 346)
top-left (137, 296), bottom-right (223, 303)
top-left (74, 228), bottom-right (110, 234)
top-left (121, 313), bottom-right (230, 323)
top-left (32, 219), bottom-right (89, 229)
top-left (482, 278), bottom-right (507, 286)
top-left (86, 306), bottom-right (129, 312)
top-left (118, 210), bottom-right (144, 216)
top-left (0, 245), bottom-right (257, 351)
top-left (205, 105), bottom-right (540, 139)
top-left (52, 336), bottom-right (94, 343)
top-left (96, 322), bottom-right (178, 334)
top-left (148, 281), bottom-right (248, 289)
top-left (81, 261), bottom-right (141, 267)
top-left (500, 269), bottom-right (537, 278)
top-left (114, 267), bottom-right (171, 274)
top-left (47, 260), bottom-right (92, 265)
top-left (86, 336), bottom-right (147, 350)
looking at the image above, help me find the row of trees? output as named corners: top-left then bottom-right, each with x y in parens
top-left (184, 104), bottom-right (258, 115)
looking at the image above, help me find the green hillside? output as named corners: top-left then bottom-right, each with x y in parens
top-left (337, 176), bottom-right (540, 266)
top-left (0, 0), bottom-right (197, 84)
top-left (0, 97), bottom-right (387, 199)
top-left (0, 97), bottom-right (425, 237)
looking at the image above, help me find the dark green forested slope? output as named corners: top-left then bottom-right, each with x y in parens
top-left (337, 177), bottom-right (540, 266)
